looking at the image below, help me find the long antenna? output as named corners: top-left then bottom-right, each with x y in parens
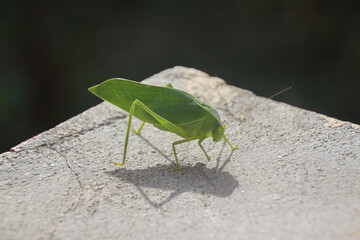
top-left (237, 86), bottom-right (292, 118)
top-left (267, 86), bottom-right (292, 100)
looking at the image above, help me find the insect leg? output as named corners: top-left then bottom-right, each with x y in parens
top-left (223, 134), bottom-right (239, 150)
top-left (132, 121), bottom-right (145, 134)
top-left (130, 99), bottom-right (186, 138)
top-left (111, 100), bottom-right (137, 166)
top-left (172, 137), bottom-right (198, 170)
top-left (198, 137), bottom-right (210, 161)
top-left (165, 83), bottom-right (174, 88)
top-left (112, 99), bottom-right (189, 167)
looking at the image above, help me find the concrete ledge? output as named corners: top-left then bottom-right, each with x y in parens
top-left (1, 66), bottom-right (359, 239)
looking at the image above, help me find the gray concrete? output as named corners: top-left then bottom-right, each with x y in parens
top-left (1, 66), bottom-right (359, 240)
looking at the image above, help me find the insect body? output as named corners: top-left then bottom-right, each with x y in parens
top-left (89, 79), bottom-right (238, 170)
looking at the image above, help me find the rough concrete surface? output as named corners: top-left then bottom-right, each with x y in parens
top-left (1, 66), bottom-right (359, 240)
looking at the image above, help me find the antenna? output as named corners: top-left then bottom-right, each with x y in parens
top-left (237, 86), bottom-right (292, 120)
top-left (267, 86), bottom-right (292, 100)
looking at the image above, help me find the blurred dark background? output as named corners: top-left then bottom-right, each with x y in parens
top-left (1, 0), bottom-right (359, 153)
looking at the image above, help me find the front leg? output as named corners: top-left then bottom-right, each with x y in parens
top-left (223, 134), bottom-right (239, 150)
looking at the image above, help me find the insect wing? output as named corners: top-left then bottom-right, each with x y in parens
top-left (89, 79), bottom-right (213, 123)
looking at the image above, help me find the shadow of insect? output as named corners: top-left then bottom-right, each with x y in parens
top-left (107, 142), bottom-right (239, 208)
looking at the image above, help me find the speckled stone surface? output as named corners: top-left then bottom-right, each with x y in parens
top-left (1, 66), bottom-right (359, 240)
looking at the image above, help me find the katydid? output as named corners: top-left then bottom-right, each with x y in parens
top-left (88, 79), bottom-right (238, 170)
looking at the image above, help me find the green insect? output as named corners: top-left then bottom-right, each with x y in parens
top-left (89, 79), bottom-right (238, 170)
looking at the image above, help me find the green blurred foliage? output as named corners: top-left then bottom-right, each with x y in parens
top-left (0, 0), bottom-right (359, 153)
